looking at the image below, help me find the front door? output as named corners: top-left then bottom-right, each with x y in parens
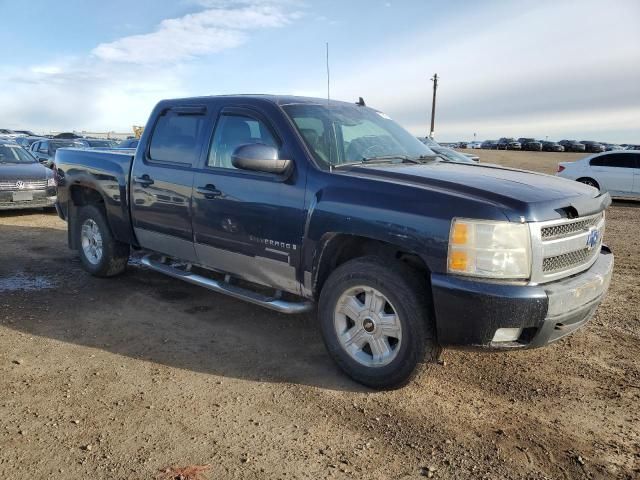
top-left (130, 105), bottom-right (210, 262)
top-left (191, 106), bottom-right (306, 295)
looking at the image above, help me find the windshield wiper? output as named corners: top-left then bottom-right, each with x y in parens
top-left (332, 155), bottom-right (421, 169)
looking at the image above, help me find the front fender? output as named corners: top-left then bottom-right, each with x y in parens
top-left (300, 184), bottom-right (452, 295)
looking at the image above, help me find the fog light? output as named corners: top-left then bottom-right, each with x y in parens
top-left (492, 327), bottom-right (523, 342)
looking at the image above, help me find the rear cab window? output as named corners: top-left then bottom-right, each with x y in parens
top-left (148, 108), bottom-right (207, 166)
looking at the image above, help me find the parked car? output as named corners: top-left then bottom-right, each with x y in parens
top-left (497, 138), bottom-right (521, 150)
top-left (55, 95), bottom-right (613, 389)
top-left (53, 132), bottom-right (83, 140)
top-left (517, 138), bottom-right (542, 151)
top-left (15, 136), bottom-right (45, 150)
top-left (457, 142), bottom-right (468, 149)
top-left (559, 140), bottom-right (586, 152)
top-left (580, 141), bottom-right (606, 153)
top-left (0, 141), bottom-right (57, 210)
top-left (76, 138), bottom-right (119, 149)
top-left (469, 141), bottom-right (483, 149)
top-left (116, 138), bottom-right (140, 149)
top-left (29, 139), bottom-right (84, 168)
top-left (557, 151), bottom-right (639, 198)
top-left (601, 143), bottom-right (623, 151)
top-left (624, 145), bottom-right (640, 151)
top-left (0, 129), bottom-right (21, 138)
top-left (541, 141), bottom-right (565, 152)
top-left (481, 140), bottom-right (497, 149)
top-left (13, 130), bottom-right (37, 136)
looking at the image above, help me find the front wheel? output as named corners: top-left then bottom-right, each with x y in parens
top-left (318, 256), bottom-right (441, 389)
top-left (76, 205), bottom-right (129, 277)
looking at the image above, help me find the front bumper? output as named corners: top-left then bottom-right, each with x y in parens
top-left (431, 246), bottom-right (613, 349)
top-left (0, 190), bottom-right (56, 210)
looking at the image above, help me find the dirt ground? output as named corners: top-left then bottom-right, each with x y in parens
top-left (1, 150), bottom-right (638, 479)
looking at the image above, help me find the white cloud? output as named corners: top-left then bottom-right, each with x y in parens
top-left (328, 0), bottom-right (640, 142)
top-left (0, 1), bottom-right (300, 132)
top-left (92, 5), bottom-right (299, 64)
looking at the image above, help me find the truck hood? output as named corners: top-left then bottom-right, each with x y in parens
top-left (0, 162), bottom-right (50, 181)
top-left (338, 161), bottom-right (609, 222)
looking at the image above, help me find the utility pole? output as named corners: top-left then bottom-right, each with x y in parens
top-left (429, 73), bottom-right (438, 139)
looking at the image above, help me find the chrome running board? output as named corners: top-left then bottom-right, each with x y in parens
top-left (141, 253), bottom-right (313, 314)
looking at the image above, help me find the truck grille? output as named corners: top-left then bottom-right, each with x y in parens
top-left (542, 247), bottom-right (598, 273)
top-left (541, 213), bottom-right (603, 240)
top-left (530, 212), bottom-right (605, 284)
top-left (0, 180), bottom-right (48, 191)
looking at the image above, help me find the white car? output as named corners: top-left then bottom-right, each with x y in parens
top-left (556, 151), bottom-right (640, 199)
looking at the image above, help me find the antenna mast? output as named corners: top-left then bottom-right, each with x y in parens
top-left (326, 42), bottom-right (331, 103)
top-left (429, 73), bottom-right (438, 139)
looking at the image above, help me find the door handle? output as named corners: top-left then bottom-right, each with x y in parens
top-left (133, 175), bottom-right (154, 187)
top-left (196, 184), bottom-right (222, 199)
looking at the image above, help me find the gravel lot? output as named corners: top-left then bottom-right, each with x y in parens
top-left (1, 150), bottom-right (638, 479)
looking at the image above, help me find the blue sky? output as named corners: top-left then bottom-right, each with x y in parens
top-left (1, 0), bottom-right (639, 142)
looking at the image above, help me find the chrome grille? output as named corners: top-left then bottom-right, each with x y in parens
top-left (542, 247), bottom-right (598, 273)
top-left (0, 180), bottom-right (48, 191)
top-left (541, 213), bottom-right (603, 240)
top-left (529, 211), bottom-right (605, 284)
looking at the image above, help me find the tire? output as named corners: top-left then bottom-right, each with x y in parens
top-left (318, 256), bottom-right (441, 389)
top-left (76, 204), bottom-right (129, 277)
top-left (577, 177), bottom-right (600, 190)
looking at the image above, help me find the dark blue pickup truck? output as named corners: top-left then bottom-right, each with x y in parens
top-left (55, 95), bottom-right (613, 388)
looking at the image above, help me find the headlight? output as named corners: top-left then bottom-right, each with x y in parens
top-left (47, 177), bottom-right (56, 187)
top-left (447, 218), bottom-right (531, 279)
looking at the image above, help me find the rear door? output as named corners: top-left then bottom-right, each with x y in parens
top-left (130, 105), bottom-right (210, 262)
top-left (631, 153), bottom-right (640, 195)
top-left (589, 153), bottom-right (635, 195)
top-left (190, 105), bottom-right (306, 295)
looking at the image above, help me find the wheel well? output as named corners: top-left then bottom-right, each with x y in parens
top-left (576, 177), bottom-right (600, 189)
top-left (70, 185), bottom-right (105, 207)
top-left (313, 234), bottom-right (430, 299)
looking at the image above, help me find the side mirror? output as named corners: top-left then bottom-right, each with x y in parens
top-left (231, 144), bottom-right (291, 175)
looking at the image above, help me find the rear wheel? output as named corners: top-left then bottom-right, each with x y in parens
top-left (577, 177), bottom-right (600, 190)
top-left (76, 205), bottom-right (129, 277)
top-left (318, 256), bottom-right (441, 389)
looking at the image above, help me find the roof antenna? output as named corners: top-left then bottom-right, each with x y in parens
top-left (356, 97), bottom-right (366, 107)
top-left (326, 42), bottom-right (331, 105)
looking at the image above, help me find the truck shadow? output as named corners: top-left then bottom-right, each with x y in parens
top-left (0, 220), bottom-right (366, 392)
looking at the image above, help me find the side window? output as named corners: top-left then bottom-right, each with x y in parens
top-left (591, 154), bottom-right (636, 168)
top-left (292, 116), bottom-right (330, 163)
top-left (149, 111), bottom-right (206, 165)
top-left (39, 142), bottom-right (48, 154)
top-left (207, 114), bottom-right (278, 169)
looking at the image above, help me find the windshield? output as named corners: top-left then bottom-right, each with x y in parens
top-left (51, 140), bottom-right (83, 153)
top-left (282, 103), bottom-right (435, 167)
top-left (0, 144), bottom-right (37, 164)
